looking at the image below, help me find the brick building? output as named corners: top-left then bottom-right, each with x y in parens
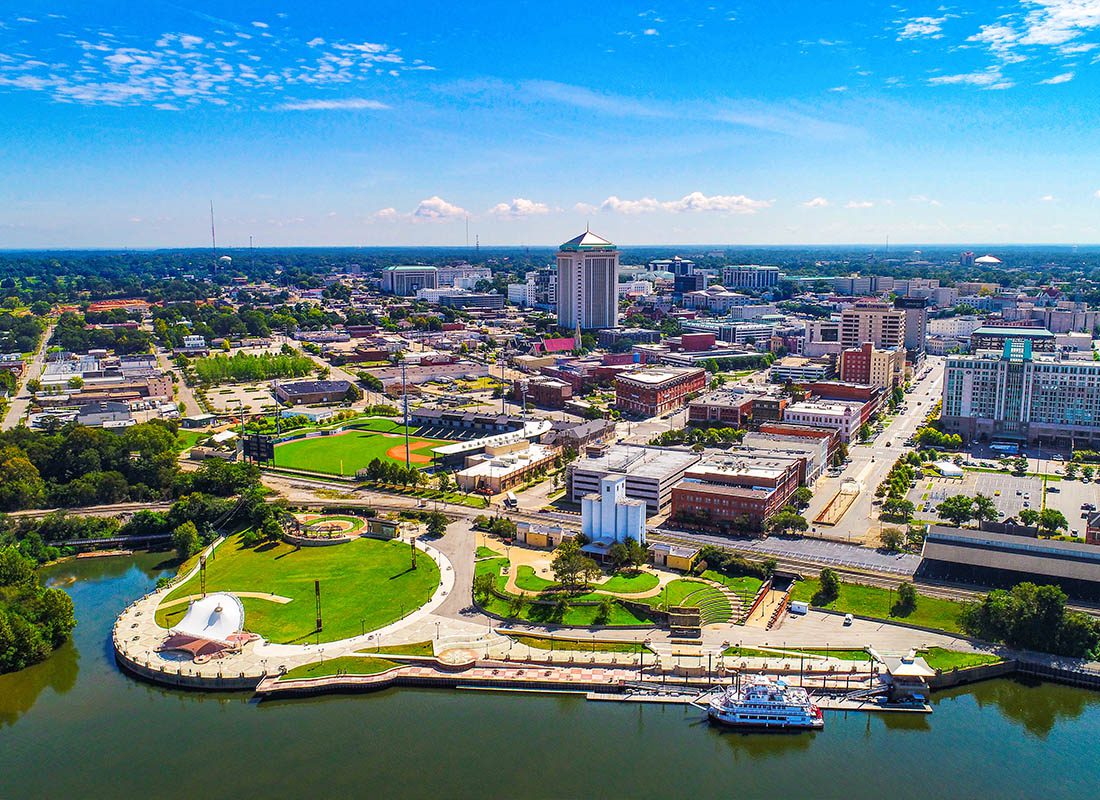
top-left (839, 343), bottom-right (906, 391)
top-left (614, 366), bottom-right (707, 417)
top-left (671, 452), bottom-right (801, 531)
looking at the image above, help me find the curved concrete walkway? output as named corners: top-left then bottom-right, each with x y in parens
top-left (158, 592), bottom-right (293, 609)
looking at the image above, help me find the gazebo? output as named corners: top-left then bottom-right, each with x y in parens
top-left (161, 593), bottom-right (255, 662)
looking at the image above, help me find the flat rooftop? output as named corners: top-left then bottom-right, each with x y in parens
top-left (572, 444), bottom-right (700, 480)
top-left (617, 367), bottom-right (703, 385)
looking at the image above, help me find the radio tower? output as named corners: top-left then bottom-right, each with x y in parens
top-left (210, 201), bottom-right (218, 274)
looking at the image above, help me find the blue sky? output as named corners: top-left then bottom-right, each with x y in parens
top-left (3, 1), bottom-right (1100, 248)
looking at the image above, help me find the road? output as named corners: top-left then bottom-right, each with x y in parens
top-left (155, 346), bottom-right (203, 417)
top-left (3, 320), bottom-right (56, 429)
top-left (803, 355), bottom-right (946, 544)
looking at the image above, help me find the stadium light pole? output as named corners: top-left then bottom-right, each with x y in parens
top-left (402, 359), bottom-right (411, 468)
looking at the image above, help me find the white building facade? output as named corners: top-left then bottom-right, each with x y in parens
top-left (581, 475), bottom-right (646, 544)
top-left (557, 230), bottom-right (619, 331)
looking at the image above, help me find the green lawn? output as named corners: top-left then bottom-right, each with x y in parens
top-left (508, 635), bottom-right (652, 653)
top-left (175, 430), bottom-right (206, 451)
top-left (475, 557), bottom-right (656, 627)
top-left (363, 640), bottom-right (435, 657)
top-left (279, 656), bottom-right (399, 680)
top-left (476, 546), bottom-right (501, 559)
top-left (513, 566), bottom-right (659, 596)
top-left (155, 533), bottom-right (440, 644)
top-left (274, 428), bottom-right (453, 474)
top-left (921, 647), bottom-right (1003, 671)
top-left (635, 578), bottom-right (712, 608)
top-left (598, 570), bottom-right (660, 594)
top-left (722, 646), bottom-right (869, 661)
top-left (514, 565), bottom-right (558, 592)
top-left (700, 570), bottom-right (763, 600)
top-left (791, 578), bottom-right (965, 634)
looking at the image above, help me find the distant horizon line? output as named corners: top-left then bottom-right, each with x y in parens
top-left (2, 242), bottom-right (1099, 254)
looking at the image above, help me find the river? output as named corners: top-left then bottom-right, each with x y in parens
top-left (2, 553), bottom-right (1099, 799)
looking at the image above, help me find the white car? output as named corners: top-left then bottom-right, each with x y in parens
top-left (843, 614), bottom-right (854, 626)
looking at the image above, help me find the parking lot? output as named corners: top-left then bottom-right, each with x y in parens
top-left (205, 383), bottom-right (277, 415)
top-left (910, 469), bottom-right (1100, 537)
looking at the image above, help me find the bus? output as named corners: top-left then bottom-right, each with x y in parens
top-left (990, 442), bottom-right (1020, 455)
top-left (504, 491), bottom-right (518, 510)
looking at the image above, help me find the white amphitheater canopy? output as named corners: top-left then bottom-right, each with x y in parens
top-left (170, 592), bottom-right (245, 646)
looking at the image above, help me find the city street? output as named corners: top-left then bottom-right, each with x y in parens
top-left (802, 355), bottom-right (945, 544)
top-left (2, 320), bottom-right (55, 429)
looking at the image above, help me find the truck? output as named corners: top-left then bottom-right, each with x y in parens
top-left (503, 491), bottom-right (518, 510)
top-left (789, 600), bottom-right (809, 615)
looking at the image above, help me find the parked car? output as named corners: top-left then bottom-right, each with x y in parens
top-left (843, 614), bottom-right (854, 626)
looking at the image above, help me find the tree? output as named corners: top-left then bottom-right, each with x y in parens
top-left (625, 538), bottom-right (648, 571)
top-left (26, 378), bottom-right (41, 394)
top-left (766, 507), bottom-right (808, 537)
top-left (893, 582), bottom-right (917, 616)
top-left (972, 493), bottom-right (999, 527)
top-left (1038, 508), bottom-right (1068, 536)
top-left (880, 527), bottom-right (905, 552)
top-left (1018, 508), bottom-right (1041, 528)
top-left (425, 512), bottom-right (449, 537)
top-left (171, 521), bottom-right (201, 560)
top-left (550, 539), bottom-right (600, 591)
top-left (960, 582), bottom-right (1100, 657)
top-left (882, 497), bottom-right (915, 522)
top-left (937, 494), bottom-right (975, 527)
top-left (608, 541), bottom-right (630, 571)
top-left (791, 486), bottom-right (813, 511)
top-left (858, 422), bottom-right (873, 442)
top-left (1065, 461), bottom-right (1078, 480)
top-left (66, 376), bottom-right (84, 390)
top-left (473, 573), bottom-right (495, 603)
top-left (831, 443), bottom-right (848, 466)
top-left (815, 568), bottom-right (840, 605)
top-left (436, 471), bottom-right (451, 493)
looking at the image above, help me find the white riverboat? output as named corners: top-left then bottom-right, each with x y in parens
top-left (707, 678), bottom-right (824, 731)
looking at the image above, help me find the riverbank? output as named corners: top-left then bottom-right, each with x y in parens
top-left (8, 552), bottom-right (1100, 800)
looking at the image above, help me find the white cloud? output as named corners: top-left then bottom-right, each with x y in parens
top-left (596, 191), bottom-right (771, 215)
top-left (600, 195), bottom-right (662, 214)
top-left (274, 98), bottom-right (390, 111)
top-left (910, 194), bottom-right (942, 206)
top-left (0, 24), bottom-right (430, 109)
top-left (898, 15), bottom-right (947, 39)
top-left (803, 197), bottom-right (829, 208)
top-left (662, 191), bottom-right (772, 214)
top-left (251, 21), bottom-right (269, 29)
top-left (928, 67), bottom-right (1013, 88)
top-left (413, 196), bottom-right (466, 220)
top-left (1094, 189), bottom-right (1100, 199)
top-left (1039, 71), bottom-right (1075, 83)
top-left (374, 207), bottom-right (399, 220)
top-left (1040, 194), bottom-right (1057, 201)
top-left (828, 85), bottom-right (848, 92)
top-left (489, 198), bottom-right (550, 217)
top-left (643, 28), bottom-right (659, 36)
top-left (845, 200), bottom-right (874, 209)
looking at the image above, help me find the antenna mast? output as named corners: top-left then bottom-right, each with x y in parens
top-left (210, 201), bottom-right (217, 273)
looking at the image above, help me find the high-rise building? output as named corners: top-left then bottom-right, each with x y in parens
top-left (557, 229), bottom-right (619, 331)
top-left (942, 340), bottom-right (1100, 446)
top-left (893, 296), bottom-right (929, 363)
top-left (839, 300), bottom-right (905, 350)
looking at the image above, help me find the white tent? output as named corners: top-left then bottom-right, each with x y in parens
top-left (932, 460), bottom-right (964, 478)
top-left (170, 592), bottom-right (245, 646)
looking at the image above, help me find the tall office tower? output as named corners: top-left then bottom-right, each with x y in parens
top-left (893, 296), bottom-right (929, 364)
top-left (556, 229), bottom-right (619, 331)
top-left (839, 300), bottom-right (906, 350)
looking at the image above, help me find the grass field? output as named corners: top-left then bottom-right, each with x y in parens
top-left (274, 427), bottom-right (453, 475)
top-left (921, 647), bottom-right (1003, 671)
top-left (175, 430), bottom-right (206, 451)
top-left (279, 656), bottom-right (399, 680)
top-left (475, 557), bottom-right (657, 627)
top-left (791, 578), bottom-right (965, 634)
top-left (155, 533), bottom-right (440, 644)
top-left (507, 635), bottom-right (652, 653)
